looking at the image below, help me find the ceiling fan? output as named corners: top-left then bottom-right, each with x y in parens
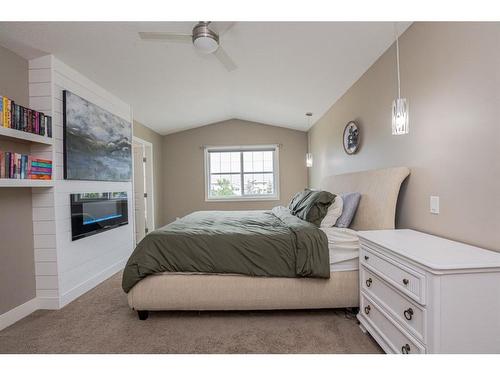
top-left (139, 21), bottom-right (237, 72)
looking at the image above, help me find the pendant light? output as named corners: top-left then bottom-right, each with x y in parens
top-left (392, 23), bottom-right (409, 135)
top-left (305, 112), bottom-right (313, 168)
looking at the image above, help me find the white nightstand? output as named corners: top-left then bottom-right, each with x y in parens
top-left (357, 229), bottom-right (500, 354)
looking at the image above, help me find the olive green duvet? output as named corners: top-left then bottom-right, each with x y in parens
top-left (122, 206), bottom-right (330, 293)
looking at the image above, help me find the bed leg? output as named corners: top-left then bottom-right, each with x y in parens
top-left (345, 307), bottom-right (359, 315)
top-left (137, 310), bottom-right (149, 320)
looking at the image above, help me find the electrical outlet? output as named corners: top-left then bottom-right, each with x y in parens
top-left (430, 196), bottom-right (440, 214)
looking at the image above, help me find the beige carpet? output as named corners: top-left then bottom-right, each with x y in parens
top-left (0, 271), bottom-right (382, 354)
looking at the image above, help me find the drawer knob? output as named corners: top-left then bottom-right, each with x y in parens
top-left (365, 278), bottom-right (372, 287)
top-left (404, 308), bottom-right (414, 320)
top-left (364, 255), bottom-right (369, 261)
top-left (364, 305), bottom-right (371, 315)
top-left (401, 344), bottom-right (411, 354)
top-left (402, 278), bottom-right (409, 286)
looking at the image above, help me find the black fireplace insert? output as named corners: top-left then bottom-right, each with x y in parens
top-left (70, 192), bottom-right (128, 241)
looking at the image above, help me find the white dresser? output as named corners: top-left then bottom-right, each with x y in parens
top-left (356, 229), bottom-right (500, 354)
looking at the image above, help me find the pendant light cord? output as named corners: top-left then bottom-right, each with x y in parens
top-left (394, 22), bottom-right (401, 99)
top-left (307, 115), bottom-right (311, 152)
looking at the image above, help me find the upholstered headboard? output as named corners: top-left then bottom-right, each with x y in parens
top-left (320, 167), bottom-right (410, 231)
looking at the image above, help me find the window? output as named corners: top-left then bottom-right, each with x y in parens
top-left (205, 145), bottom-right (280, 201)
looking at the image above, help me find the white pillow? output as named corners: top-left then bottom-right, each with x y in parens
top-left (320, 195), bottom-right (343, 228)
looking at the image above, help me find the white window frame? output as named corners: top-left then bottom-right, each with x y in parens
top-left (204, 144), bottom-right (280, 202)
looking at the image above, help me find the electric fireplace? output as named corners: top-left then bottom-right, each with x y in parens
top-left (70, 192), bottom-right (128, 241)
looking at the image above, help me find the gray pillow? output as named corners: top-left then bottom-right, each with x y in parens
top-left (334, 192), bottom-right (361, 228)
top-left (290, 190), bottom-right (336, 226)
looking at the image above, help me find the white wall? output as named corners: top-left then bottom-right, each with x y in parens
top-left (29, 55), bottom-right (134, 308)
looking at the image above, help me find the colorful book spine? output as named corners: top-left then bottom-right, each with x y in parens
top-left (13, 103), bottom-right (18, 130)
top-left (30, 158), bottom-right (52, 180)
top-left (27, 155), bottom-right (32, 178)
top-left (0, 151), bottom-right (52, 180)
top-left (9, 152), bottom-right (14, 178)
top-left (0, 95), bottom-right (53, 137)
top-left (31, 166), bottom-right (52, 173)
top-left (6, 99), bottom-right (12, 128)
top-left (16, 154), bottom-right (21, 179)
top-left (35, 111), bottom-right (39, 134)
top-left (47, 116), bottom-right (52, 138)
top-left (32, 161), bottom-right (52, 168)
top-left (16, 104), bottom-right (21, 130)
top-left (31, 110), bottom-right (36, 134)
top-left (40, 113), bottom-right (45, 136)
top-left (0, 152), bottom-right (4, 178)
top-left (3, 97), bottom-right (8, 127)
top-left (10, 102), bottom-right (15, 129)
top-left (22, 155), bottom-right (28, 179)
top-left (12, 103), bottom-right (17, 130)
top-left (23, 107), bottom-right (28, 132)
top-left (5, 153), bottom-right (10, 177)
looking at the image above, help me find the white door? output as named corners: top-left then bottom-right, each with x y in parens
top-left (133, 142), bottom-right (146, 243)
top-left (133, 138), bottom-right (155, 245)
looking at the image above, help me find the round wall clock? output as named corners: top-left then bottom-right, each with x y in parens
top-left (343, 121), bottom-right (360, 155)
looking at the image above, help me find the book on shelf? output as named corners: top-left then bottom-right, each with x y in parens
top-left (0, 95), bottom-right (52, 138)
top-left (0, 150), bottom-right (52, 180)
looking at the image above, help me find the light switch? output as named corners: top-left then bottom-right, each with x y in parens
top-left (430, 196), bottom-right (440, 214)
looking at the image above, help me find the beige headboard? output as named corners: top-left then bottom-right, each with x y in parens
top-left (320, 167), bottom-right (410, 231)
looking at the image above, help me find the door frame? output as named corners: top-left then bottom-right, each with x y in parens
top-left (132, 136), bottom-right (155, 244)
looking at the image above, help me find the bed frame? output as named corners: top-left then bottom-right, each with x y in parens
top-left (127, 166), bottom-right (410, 320)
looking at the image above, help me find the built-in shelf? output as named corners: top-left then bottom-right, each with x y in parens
top-left (0, 127), bottom-right (54, 146)
top-left (0, 179), bottom-right (54, 188)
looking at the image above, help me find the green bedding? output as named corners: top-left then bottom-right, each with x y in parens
top-left (122, 206), bottom-right (330, 293)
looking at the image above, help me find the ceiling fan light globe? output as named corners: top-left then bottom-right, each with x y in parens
top-left (193, 36), bottom-right (219, 54)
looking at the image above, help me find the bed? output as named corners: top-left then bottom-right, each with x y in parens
top-left (125, 166), bottom-right (410, 319)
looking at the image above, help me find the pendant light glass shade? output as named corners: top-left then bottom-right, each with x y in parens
top-left (392, 97), bottom-right (409, 135)
top-left (306, 152), bottom-right (313, 168)
top-left (305, 112), bottom-right (313, 167)
top-left (392, 23), bottom-right (409, 135)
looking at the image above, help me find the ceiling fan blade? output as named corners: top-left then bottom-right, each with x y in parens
top-left (138, 32), bottom-right (192, 43)
top-left (218, 22), bottom-right (236, 36)
top-left (214, 46), bottom-right (237, 72)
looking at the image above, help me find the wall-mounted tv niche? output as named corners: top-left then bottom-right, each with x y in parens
top-left (63, 90), bottom-right (132, 181)
top-left (70, 192), bottom-right (128, 241)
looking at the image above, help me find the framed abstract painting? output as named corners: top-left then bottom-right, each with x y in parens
top-left (63, 90), bottom-right (132, 181)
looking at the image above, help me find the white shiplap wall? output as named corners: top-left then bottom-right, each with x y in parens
top-left (29, 55), bottom-right (59, 308)
top-left (28, 55), bottom-right (135, 309)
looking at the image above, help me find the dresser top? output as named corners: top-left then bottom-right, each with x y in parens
top-left (358, 229), bottom-right (500, 270)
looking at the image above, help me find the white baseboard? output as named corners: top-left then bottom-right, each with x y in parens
top-left (0, 259), bottom-right (126, 331)
top-left (59, 258), bottom-right (126, 308)
top-left (37, 296), bottom-right (61, 310)
top-left (0, 298), bottom-right (39, 331)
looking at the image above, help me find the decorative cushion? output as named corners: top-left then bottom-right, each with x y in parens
top-left (288, 189), bottom-right (312, 212)
top-left (334, 192), bottom-right (361, 228)
top-left (290, 189), bottom-right (336, 226)
top-left (320, 195), bottom-right (343, 228)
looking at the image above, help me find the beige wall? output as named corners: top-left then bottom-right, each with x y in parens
top-left (133, 120), bottom-right (165, 227)
top-left (162, 119), bottom-right (308, 224)
top-left (309, 22), bottom-right (500, 251)
top-left (0, 45), bottom-right (36, 314)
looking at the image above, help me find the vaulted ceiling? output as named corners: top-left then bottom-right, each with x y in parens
top-left (0, 22), bottom-right (410, 134)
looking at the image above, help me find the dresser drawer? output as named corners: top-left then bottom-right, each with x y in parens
top-left (360, 293), bottom-right (425, 354)
top-left (360, 245), bottom-right (426, 304)
top-left (361, 266), bottom-right (426, 342)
